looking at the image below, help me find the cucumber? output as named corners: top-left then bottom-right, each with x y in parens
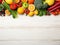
top-left (3, 2), bottom-right (17, 18)
top-left (0, 4), bottom-right (4, 11)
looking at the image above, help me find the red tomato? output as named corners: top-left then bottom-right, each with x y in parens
top-left (10, 3), bottom-right (17, 10)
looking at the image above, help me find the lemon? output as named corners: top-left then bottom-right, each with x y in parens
top-left (34, 10), bottom-right (38, 15)
top-left (45, 0), bottom-right (55, 6)
top-left (5, 0), bottom-right (13, 4)
top-left (28, 11), bottom-right (34, 17)
top-left (17, 7), bottom-right (25, 14)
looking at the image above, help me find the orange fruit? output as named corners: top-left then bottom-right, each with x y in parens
top-left (14, 0), bottom-right (20, 3)
top-left (5, 0), bottom-right (13, 4)
top-left (28, 4), bottom-right (35, 11)
top-left (17, 7), bottom-right (25, 14)
top-left (21, 0), bottom-right (27, 2)
top-left (28, 0), bottom-right (34, 4)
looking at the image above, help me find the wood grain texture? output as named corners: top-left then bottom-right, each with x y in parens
top-left (0, 15), bottom-right (60, 45)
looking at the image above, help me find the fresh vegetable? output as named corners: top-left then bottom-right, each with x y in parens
top-left (0, 0), bottom-right (2, 3)
top-left (48, 2), bottom-right (60, 11)
top-left (38, 10), bottom-right (43, 16)
top-left (34, 0), bottom-right (49, 9)
top-left (49, 6), bottom-right (60, 12)
top-left (34, 0), bottom-right (43, 9)
top-left (43, 9), bottom-right (47, 15)
top-left (0, 4), bottom-right (4, 11)
top-left (3, 2), bottom-right (17, 18)
top-left (38, 9), bottom-right (47, 16)
top-left (0, 0), bottom-right (59, 18)
top-left (51, 12), bottom-right (57, 15)
top-left (10, 3), bottom-right (17, 10)
top-left (47, 1), bottom-right (60, 16)
top-left (34, 0), bottom-right (48, 16)
top-left (42, 3), bottom-right (49, 9)
top-left (56, 0), bottom-right (60, 2)
top-left (51, 8), bottom-right (60, 15)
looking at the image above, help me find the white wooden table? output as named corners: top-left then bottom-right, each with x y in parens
top-left (0, 15), bottom-right (60, 45)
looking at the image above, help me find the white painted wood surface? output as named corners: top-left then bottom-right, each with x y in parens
top-left (0, 15), bottom-right (60, 45)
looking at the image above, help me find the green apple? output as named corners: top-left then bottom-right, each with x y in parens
top-left (23, 2), bottom-right (29, 8)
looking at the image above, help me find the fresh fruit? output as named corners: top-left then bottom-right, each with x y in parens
top-left (5, 9), bottom-right (10, 16)
top-left (24, 8), bottom-right (30, 14)
top-left (48, 2), bottom-right (60, 11)
top-left (28, 4), bottom-right (35, 11)
top-left (28, 11), bottom-right (34, 16)
top-left (28, 0), bottom-right (34, 4)
top-left (23, 2), bottom-right (29, 8)
top-left (21, 0), bottom-right (27, 2)
top-left (34, 10), bottom-right (38, 15)
top-left (0, 0), bottom-right (60, 18)
top-left (3, 2), bottom-right (17, 18)
top-left (17, 2), bottom-right (22, 7)
top-left (5, 0), bottom-right (13, 4)
top-left (0, 0), bottom-right (2, 3)
top-left (14, 0), bottom-right (20, 3)
top-left (17, 7), bottom-right (25, 14)
top-left (45, 0), bottom-right (55, 6)
top-left (10, 3), bottom-right (17, 10)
